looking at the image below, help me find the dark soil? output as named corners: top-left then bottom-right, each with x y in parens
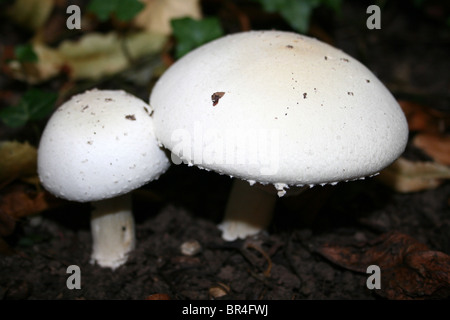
top-left (1, 0), bottom-right (449, 301)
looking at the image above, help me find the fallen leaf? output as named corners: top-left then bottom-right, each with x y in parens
top-left (0, 141), bottom-right (37, 188)
top-left (314, 232), bottom-right (428, 273)
top-left (145, 293), bottom-right (171, 300)
top-left (0, 183), bottom-right (60, 237)
top-left (398, 100), bottom-right (449, 134)
top-left (0, 237), bottom-right (15, 255)
top-left (7, 0), bottom-right (54, 31)
top-left (382, 250), bottom-right (450, 300)
top-left (0, 208), bottom-right (16, 238)
top-left (413, 133), bottom-right (450, 166)
top-left (314, 231), bottom-right (450, 299)
top-left (7, 31), bottom-right (167, 83)
top-left (209, 283), bottom-right (230, 299)
top-left (133, 0), bottom-right (202, 35)
top-left (376, 157), bottom-right (450, 193)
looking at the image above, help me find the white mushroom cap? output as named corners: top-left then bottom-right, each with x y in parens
top-left (38, 89), bottom-right (170, 202)
top-left (150, 30), bottom-right (408, 195)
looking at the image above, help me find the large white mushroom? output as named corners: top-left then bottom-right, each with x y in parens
top-left (150, 30), bottom-right (409, 241)
top-left (38, 89), bottom-right (170, 269)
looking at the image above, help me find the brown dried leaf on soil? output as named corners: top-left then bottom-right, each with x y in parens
top-left (313, 231), bottom-right (450, 299)
top-left (376, 157), bottom-right (450, 193)
top-left (413, 133), bottom-right (450, 166)
top-left (398, 100), bottom-right (449, 134)
top-left (376, 100), bottom-right (450, 193)
top-left (134, 0), bottom-right (202, 35)
top-left (0, 141), bottom-right (37, 189)
top-left (0, 183), bottom-right (61, 237)
top-left (145, 293), bottom-right (171, 300)
top-left (6, 32), bottom-right (167, 84)
top-left (6, 0), bottom-right (54, 31)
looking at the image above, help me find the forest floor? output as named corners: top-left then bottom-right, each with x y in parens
top-left (1, 0), bottom-right (449, 301)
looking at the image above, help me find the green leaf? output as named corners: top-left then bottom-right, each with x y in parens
top-left (0, 89), bottom-right (57, 128)
top-left (87, 0), bottom-right (117, 21)
top-left (255, 0), bottom-right (282, 12)
top-left (253, 0), bottom-right (341, 33)
top-left (25, 89), bottom-right (58, 121)
top-left (321, 0), bottom-right (342, 12)
top-left (14, 44), bottom-right (38, 63)
top-left (0, 103), bottom-right (28, 128)
top-left (87, 0), bottom-right (144, 22)
top-left (171, 17), bottom-right (224, 59)
top-left (279, 0), bottom-right (320, 34)
top-left (115, 0), bottom-right (144, 22)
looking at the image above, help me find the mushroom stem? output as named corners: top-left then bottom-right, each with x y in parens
top-left (90, 193), bottom-right (136, 270)
top-left (218, 179), bottom-right (277, 241)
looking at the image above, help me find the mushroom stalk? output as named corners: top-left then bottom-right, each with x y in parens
top-left (90, 193), bottom-right (136, 270)
top-left (218, 179), bottom-right (277, 241)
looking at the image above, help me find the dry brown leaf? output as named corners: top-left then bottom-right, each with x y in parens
top-left (7, 0), bottom-right (54, 31)
top-left (0, 183), bottom-right (61, 237)
top-left (398, 100), bottom-right (449, 134)
top-left (8, 31), bottom-right (167, 83)
top-left (0, 207), bottom-right (16, 238)
top-left (58, 31), bottom-right (167, 80)
top-left (413, 133), bottom-right (450, 166)
top-left (0, 141), bottom-right (37, 188)
top-left (314, 232), bottom-right (428, 273)
top-left (6, 41), bottom-right (65, 84)
top-left (0, 237), bottom-right (15, 255)
top-left (383, 250), bottom-right (450, 299)
top-left (376, 157), bottom-right (450, 193)
top-left (314, 231), bottom-right (450, 299)
top-left (134, 0), bottom-right (202, 35)
top-left (145, 293), bottom-right (171, 300)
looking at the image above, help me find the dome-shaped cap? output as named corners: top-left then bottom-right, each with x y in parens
top-left (38, 89), bottom-right (170, 202)
top-left (150, 31), bottom-right (408, 194)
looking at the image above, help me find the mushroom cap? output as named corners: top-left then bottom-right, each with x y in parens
top-left (38, 89), bottom-right (170, 202)
top-left (150, 30), bottom-right (408, 193)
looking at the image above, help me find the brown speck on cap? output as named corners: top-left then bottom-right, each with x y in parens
top-left (105, 98), bottom-right (114, 102)
top-left (143, 106), bottom-right (153, 117)
top-left (303, 93), bottom-right (307, 99)
top-left (125, 114), bottom-right (136, 120)
top-left (286, 45), bottom-right (293, 49)
top-left (211, 92), bottom-right (225, 106)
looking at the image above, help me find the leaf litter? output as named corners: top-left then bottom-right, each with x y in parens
top-left (0, 0), bottom-right (449, 301)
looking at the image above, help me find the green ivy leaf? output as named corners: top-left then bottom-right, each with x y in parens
top-left (14, 44), bottom-right (38, 63)
top-left (171, 17), bottom-right (224, 59)
top-left (88, 0), bottom-right (144, 22)
top-left (253, 0), bottom-right (342, 33)
top-left (115, 0), bottom-right (144, 22)
top-left (0, 89), bottom-right (57, 128)
top-left (280, 0), bottom-right (320, 34)
top-left (321, 0), bottom-right (342, 12)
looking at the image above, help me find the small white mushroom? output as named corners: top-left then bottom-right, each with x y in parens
top-left (150, 30), bottom-right (409, 241)
top-left (38, 89), bottom-right (170, 269)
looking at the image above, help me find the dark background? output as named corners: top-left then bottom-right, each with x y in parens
top-left (0, 0), bottom-right (449, 300)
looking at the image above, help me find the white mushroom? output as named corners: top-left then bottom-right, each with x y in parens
top-left (150, 30), bottom-right (409, 241)
top-left (38, 89), bottom-right (170, 269)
